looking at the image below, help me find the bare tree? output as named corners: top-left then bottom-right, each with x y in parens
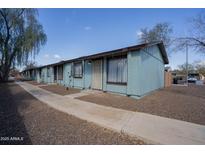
top-left (138, 22), bottom-right (173, 48)
top-left (24, 61), bottom-right (38, 70)
top-left (175, 61), bottom-right (205, 76)
top-left (176, 11), bottom-right (205, 53)
top-left (193, 60), bottom-right (205, 76)
top-left (0, 9), bottom-right (47, 82)
top-left (177, 63), bottom-right (195, 74)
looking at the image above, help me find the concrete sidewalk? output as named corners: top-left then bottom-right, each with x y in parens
top-left (64, 89), bottom-right (101, 98)
top-left (17, 81), bottom-right (205, 144)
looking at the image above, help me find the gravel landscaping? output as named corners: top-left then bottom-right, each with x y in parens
top-left (0, 83), bottom-right (145, 145)
top-left (25, 81), bottom-right (46, 86)
top-left (77, 85), bottom-right (205, 125)
top-left (40, 84), bottom-right (81, 96)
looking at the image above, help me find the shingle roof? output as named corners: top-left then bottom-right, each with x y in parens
top-left (22, 41), bottom-right (169, 72)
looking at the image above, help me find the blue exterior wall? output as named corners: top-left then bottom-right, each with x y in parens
top-left (47, 66), bottom-right (54, 84)
top-left (58, 62), bottom-right (85, 89)
top-left (73, 78), bottom-right (83, 88)
top-left (138, 45), bottom-right (164, 96)
top-left (72, 61), bottom-right (84, 89)
top-left (31, 70), bottom-right (36, 80)
top-left (102, 58), bottom-right (127, 94)
top-left (102, 58), bottom-right (107, 91)
top-left (56, 79), bottom-right (64, 85)
top-left (102, 45), bottom-right (164, 98)
top-left (63, 63), bottom-right (72, 87)
top-left (40, 66), bottom-right (54, 84)
top-left (25, 44), bottom-right (165, 99)
top-left (41, 67), bottom-right (47, 83)
top-left (127, 45), bottom-right (164, 98)
top-left (36, 70), bottom-right (41, 83)
top-left (26, 70), bottom-right (36, 80)
top-left (127, 51), bottom-right (141, 97)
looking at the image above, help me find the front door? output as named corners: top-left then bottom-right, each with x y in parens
top-left (64, 64), bottom-right (72, 87)
top-left (92, 59), bottom-right (102, 90)
top-left (54, 66), bottom-right (57, 82)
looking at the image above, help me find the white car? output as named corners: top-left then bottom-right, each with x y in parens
top-left (187, 77), bottom-right (197, 83)
top-left (8, 76), bottom-right (15, 81)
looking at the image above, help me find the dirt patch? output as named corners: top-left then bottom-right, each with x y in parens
top-left (0, 83), bottom-right (145, 144)
top-left (78, 92), bottom-right (139, 111)
top-left (78, 85), bottom-right (205, 125)
top-left (40, 84), bottom-right (81, 96)
top-left (165, 85), bottom-right (205, 99)
top-left (25, 81), bottom-right (46, 86)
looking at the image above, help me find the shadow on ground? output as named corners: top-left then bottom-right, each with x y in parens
top-left (0, 82), bottom-right (145, 145)
top-left (0, 82), bottom-right (32, 144)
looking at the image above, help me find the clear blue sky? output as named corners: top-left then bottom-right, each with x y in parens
top-left (33, 8), bottom-right (205, 69)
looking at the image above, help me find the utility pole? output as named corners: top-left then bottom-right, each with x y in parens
top-left (186, 43), bottom-right (189, 86)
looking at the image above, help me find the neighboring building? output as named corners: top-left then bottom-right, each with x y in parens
top-left (171, 70), bottom-right (205, 84)
top-left (188, 72), bottom-right (205, 81)
top-left (164, 66), bottom-right (172, 87)
top-left (165, 66), bottom-right (172, 72)
top-left (21, 42), bottom-right (169, 99)
top-left (171, 71), bottom-right (186, 84)
top-left (21, 67), bottom-right (37, 81)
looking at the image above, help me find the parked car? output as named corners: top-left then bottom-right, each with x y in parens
top-left (8, 76), bottom-right (15, 81)
top-left (188, 77), bottom-right (197, 83)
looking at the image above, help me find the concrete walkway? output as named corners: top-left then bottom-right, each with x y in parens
top-left (17, 81), bottom-right (205, 144)
top-left (64, 89), bottom-right (101, 98)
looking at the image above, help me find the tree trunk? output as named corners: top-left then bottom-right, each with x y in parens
top-left (0, 64), bottom-right (10, 82)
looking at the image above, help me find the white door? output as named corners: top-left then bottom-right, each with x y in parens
top-left (92, 59), bottom-right (102, 90)
top-left (64, 64), bottom-right (72, 87)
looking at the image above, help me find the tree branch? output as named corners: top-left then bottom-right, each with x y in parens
top-left (17, 9), bottom-right (25, 18)
top-left (0, 9), bottom-right (11, 66)
top-left (179, 37), bottom-right (205, 47)
top-left (0, 10), bottom-right (10, 45)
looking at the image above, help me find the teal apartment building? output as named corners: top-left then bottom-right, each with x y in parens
top-left (21, 42), bottom-right (169, 99)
